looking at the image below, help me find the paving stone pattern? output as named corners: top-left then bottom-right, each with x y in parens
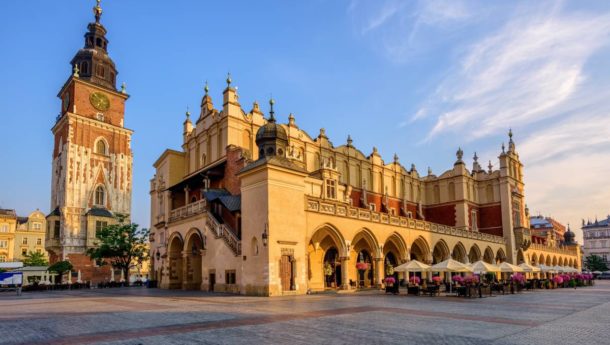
top-left (1, 282), bottom-right (609, 345)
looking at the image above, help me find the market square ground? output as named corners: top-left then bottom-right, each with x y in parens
top-left (1, 281), bottom-right (609, 345)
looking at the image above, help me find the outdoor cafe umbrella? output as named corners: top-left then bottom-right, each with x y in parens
top-left (430, 259), bottom-right (472, 294)
top-left (518, 262), bottom-right (541, 279)
top-left (469, 260), bottom-right (500, 273)
top-left (518, 262), bottom-right (541, 272)
top-left (537, 264), bottom-right (556, 273)
top-left (552, 265), bottom-right (565, 273)
top-left (394, 260), bottom-right (431, 284)
top-left (593, 271), bottom-right (603, 274)
top-left (498, 262), bottom-right (524, 273)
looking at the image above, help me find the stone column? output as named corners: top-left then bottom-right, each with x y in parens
top-left (182, 251), bottom-right (189, 290)
top-left (340, 256), bottom-right (350, 290)
top-left (375, 257), bottom-right (384, 288)
top-left (184, 186), bottom-right (190, 205)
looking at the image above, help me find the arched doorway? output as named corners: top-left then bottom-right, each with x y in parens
top-left (468, 244), bottom-right (481, 263)
top-left (168, 234), bottom-right (184, 289)
top-left (410, 237), bottom-right (430, 262)
top-left (307, 224), bottom-right (347, 291)
top-left (432, 240), bottom-right (450, 264)
top-left (323, 247), bottom-right (341, 288)
top-left (483, 247), bottom-right (494, 264)
top-left (452, 242), bottom-right (468, 263)
top-left (352, 229), bottom-right (379, 288)
top-left (495, 248), bottom-right (506, 264)
top-left (184, 229), bottom-right (203, 290)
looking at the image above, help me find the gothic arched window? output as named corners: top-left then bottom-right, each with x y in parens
top-left (95, 186), bottom-right (105, 206)
top-left (95, 139), bottom-right (106, 155)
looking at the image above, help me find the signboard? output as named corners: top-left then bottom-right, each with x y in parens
top-left (0, 272), bottom-right (23, 285)
top-left (0, 262), bottom-right (24, 269)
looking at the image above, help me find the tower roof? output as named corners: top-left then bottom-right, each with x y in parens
top-left (69, 0), bottom-right (118, 91)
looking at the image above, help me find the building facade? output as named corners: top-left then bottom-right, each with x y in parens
top-left (0, 209), bottom-right (17, 263)
top-left (0, 209), bottom-right (49, 263)
top-left (530, 215), bottom-right (566, 246)
top-left (14, 210), bottom-right (48, 261)
top-left (45, 2), bottom-right (132, 283)
top-left (582, 216), bottom-right (610, 265)
top-left (149, 78), bottom-right (581, 296)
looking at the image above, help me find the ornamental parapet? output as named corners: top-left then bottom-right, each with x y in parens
top-left (528, 243), bottom-right (578, 256)
top-left (305, 196), bottom-right (506, 245)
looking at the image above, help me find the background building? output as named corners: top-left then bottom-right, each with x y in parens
top-left (582, 216), bottom-right (610, 265)
top-left (0, 209), bottom-right (49, 263)
top-left (530, 215), bottom-right (567, 246)
top-left (45, 2), bottom-right (133, 284)
top-left (0, 209), bottom-right (17, 263)
top-left (14, 210), bottom-right (48, 261)
top-left (150, 77), bottom-right (581, 296)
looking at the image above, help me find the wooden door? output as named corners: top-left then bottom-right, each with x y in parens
top-left (280, 255), bottom-right (292, 291)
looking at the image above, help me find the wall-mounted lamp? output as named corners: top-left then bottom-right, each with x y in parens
top-left (262, 223), bottom-right (269, 247)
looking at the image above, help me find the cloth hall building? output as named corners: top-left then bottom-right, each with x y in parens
top-left (149, 78), bottom-right (581, 296)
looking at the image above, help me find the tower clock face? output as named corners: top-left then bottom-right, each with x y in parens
top-left (89, 92), bottom-right (110, 111)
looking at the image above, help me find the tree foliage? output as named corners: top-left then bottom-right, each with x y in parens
top-left (585, 254), bottom-right (609, 271)
top-left (87, 222), bottom-right (149, 282)
top-left (48, 260), bottom-right (73, 284)
top-left (22, 251), bottom-right (49, 267)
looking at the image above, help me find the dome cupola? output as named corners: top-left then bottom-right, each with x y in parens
top-left (255, 98), bottom-right (288, 159)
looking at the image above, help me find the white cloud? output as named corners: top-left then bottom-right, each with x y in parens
top-left (420, 7), bottom-right (610, 140)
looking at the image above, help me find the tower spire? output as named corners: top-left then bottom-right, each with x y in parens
top-left (268, 97), bottom-right (276, 122)
top-left (93, 0), bottom-right (102, 23)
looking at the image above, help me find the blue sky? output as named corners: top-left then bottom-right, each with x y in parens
top-left (2, 0), bottom-right (610, 242)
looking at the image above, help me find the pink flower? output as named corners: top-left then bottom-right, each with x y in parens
top-left (409, 276), bottom-right (421, 284)
top-left (553, 276), bottom-right (563, 284)
top-left (432, 276), bottom-right (441, 283)
top-left (451, 275), bottom-right (463, 283)
top-left (384, 276), bottom-right (395, 284)
top-left (356, 262), bottom-right (369, 271)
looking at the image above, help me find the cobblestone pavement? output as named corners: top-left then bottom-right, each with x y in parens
top-left (1, 281), bottom-right (609, 345)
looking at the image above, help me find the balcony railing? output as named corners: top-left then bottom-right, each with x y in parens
top-left (305, 196), bottom-right (506, 244)
top-left (169, 199), bottom-right (207, 223)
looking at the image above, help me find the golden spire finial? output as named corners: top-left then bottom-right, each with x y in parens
top-left (93, 0), bottom-right (103, 23)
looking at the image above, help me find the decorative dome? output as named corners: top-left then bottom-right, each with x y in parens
top-left (255, 119), bottom-right (287, 143)
top-left (564, 225), bottom-right (576, 245)
top-left (255, 98), bottom-right (288, 158)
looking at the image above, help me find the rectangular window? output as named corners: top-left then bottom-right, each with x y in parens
top-left (36, 248), bottom-right (42, 254)
top-left (225, 270), bottom-right (236, 285)
top-left (33, 222), bottom-right (41, 230)
top-left (95, 221), bottom-right (108, 235)
top-left (0, 224), bottom-right (7, 233)
top-left (21, 248), bottom-right (27, 256)
top-left (54, 221), bottom-right (60, 238)
top-left (22, 237), bottom-right (28, 245)
top-left (0, 255), bottom-right (6, 262)
top-left (0, 240), bottom-right (7, 248)
top-left (471, 210), bottom-right (478, 231)
top-left (325, 179), bottom-right (336, 199)
top-left (37, 238), bottom-right (42, 245)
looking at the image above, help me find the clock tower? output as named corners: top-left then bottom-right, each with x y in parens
top-left (46, 0), bottom-right (133, 283)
